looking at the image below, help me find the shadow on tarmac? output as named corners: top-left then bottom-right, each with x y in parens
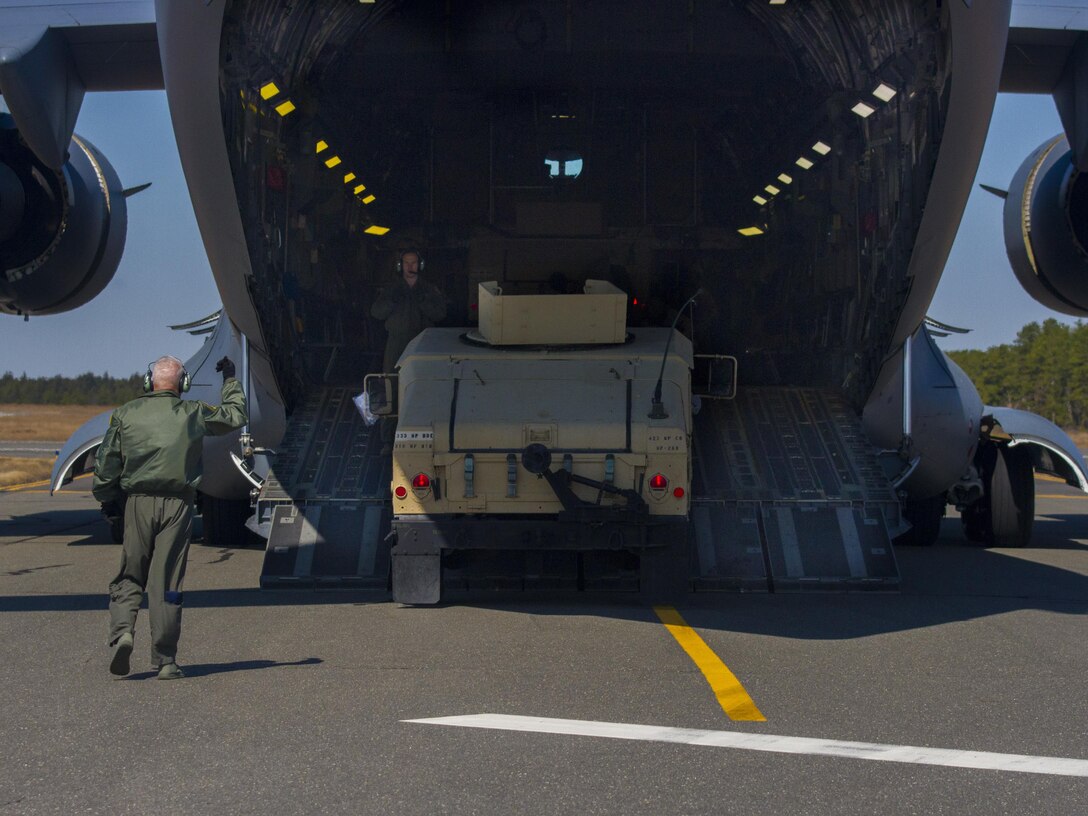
top-left (2, 509), bottom-right (104, 546)
top-left (122, 656), bottom-right (324, 681)
top-left (1, 509), bottom-right (248, 549)
top-left (3, 506), bottom-right (1087, 640)
top-left (0, 588), bottom-right (385, 613)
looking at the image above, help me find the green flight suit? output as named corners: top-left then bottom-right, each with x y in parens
top-left (93, 378), bottom-right (248, 667)
top-left (370, 277), bottom-right (447, 372)
top-left (370, 278), bottom-right (447, 446)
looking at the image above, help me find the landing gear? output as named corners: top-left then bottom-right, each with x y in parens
top-left (895, 494), bottom-right (946, 547)
top-left (199, 493), bottom-right (258, 548)
top-left (961, 444), bottom-right (1034, 548)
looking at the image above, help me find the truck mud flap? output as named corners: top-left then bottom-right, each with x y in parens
top-left (391, 531), bottom-right (441, 605)
top-left (260, 502), bottom-right (389, 589)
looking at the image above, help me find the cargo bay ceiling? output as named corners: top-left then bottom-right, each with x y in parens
top-left (219, 0), bottom-right (949, 409)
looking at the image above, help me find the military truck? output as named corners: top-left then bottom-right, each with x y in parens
top-left (366, 280), bottom-right (734, 604)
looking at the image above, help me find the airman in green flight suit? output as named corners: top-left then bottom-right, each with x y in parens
top-left (93, 354), bottom-right (248, 679)
top-left (370, 249), bottom-right (447, 454)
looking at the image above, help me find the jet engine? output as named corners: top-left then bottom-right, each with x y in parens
top-left (0, 113), bottom-right (127, 316)
top-left (1003, 134), bottom-right (1088, 316)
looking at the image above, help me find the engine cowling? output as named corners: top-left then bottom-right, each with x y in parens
top-left (1004, 134), bottom-right (1088, 316)
top-left (0, 113), bottom-right (127, 316)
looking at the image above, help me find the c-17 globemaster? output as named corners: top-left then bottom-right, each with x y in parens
top-left (4, 0), bottom-right (1088, 600)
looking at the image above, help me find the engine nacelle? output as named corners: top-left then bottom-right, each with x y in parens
top-left (1004, 134), bottom-right (1088, 316)
top-left (0, 112), bottom-right (127, 316)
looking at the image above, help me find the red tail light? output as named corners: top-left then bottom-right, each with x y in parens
top-left (673, 487), bottom-right (685, 499)
top-left (649, 473), bottom-right (668, 491)
top-left (412, 473), bottom-right (431, 489)
top-left (394, 486), bottom-right (408, 500)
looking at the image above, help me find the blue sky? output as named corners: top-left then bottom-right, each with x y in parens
top-left (929, 93), bottom-right (1076, 349)
top-left (0, 92), bottom-right (219, 378)
top-left (0, 90), bottom-right (1074, 377)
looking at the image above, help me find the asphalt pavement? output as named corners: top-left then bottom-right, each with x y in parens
top-left (0, 475), bottom-right (1085, 815)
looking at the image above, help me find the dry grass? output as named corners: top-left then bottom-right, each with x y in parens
top-left (0, 456), bottom-right (53, 488)
top-left (1064, 429), bottom-right (1088, 450)
top-left (0, 404), bottom-right (116, 441)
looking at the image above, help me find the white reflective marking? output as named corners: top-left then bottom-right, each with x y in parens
top-left (357, 505), bottom-right (382, 576)
top-left (692, 505), bottom-right (717, 573)
top-left (405, 714), bottom-right (1088, 778)
top-left (776, 508), bottom-right (804, 576)
top-left (294, 506), bottom-right (321, 577)
top-left (835, 507), bottom-right (867, 577)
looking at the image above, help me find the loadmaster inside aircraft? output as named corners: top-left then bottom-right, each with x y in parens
top-left (224, 1), bottom-right (938, 411)
top-left (17, 0), bottom-right (1088, 596)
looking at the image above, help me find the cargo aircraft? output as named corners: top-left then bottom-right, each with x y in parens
top-left (4, 0), bottom-right (1088, 592)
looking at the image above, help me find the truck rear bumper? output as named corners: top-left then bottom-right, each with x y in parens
top-left (392, 515), bottom-right (686, 553)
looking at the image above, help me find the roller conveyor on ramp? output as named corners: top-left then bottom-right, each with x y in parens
top-left (258, 388), bottom-right (391, 589)
top-left (692, 387), bottom-right (901, 592)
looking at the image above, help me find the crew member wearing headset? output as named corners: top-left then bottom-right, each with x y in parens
top-left (370, 249), bottom-right (447, 454)
top-left (93, 354), bottom-right (248, 679)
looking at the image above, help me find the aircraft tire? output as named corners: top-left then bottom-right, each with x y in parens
top-left (896, 494), bottom-right (945, 547)
top-left (200, 494), bottom-right (257, 548)
top-left (985, 445), bottom-right (1035, 548)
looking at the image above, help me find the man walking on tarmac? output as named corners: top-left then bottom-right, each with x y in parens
top-left (93, 354), bottom-right (248, 679)
top-left (370, 249), bottom-right (446, 454)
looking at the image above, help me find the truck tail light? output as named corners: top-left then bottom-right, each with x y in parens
top-left (649, 473), bottom-right (668, 491)
top-left (673, 487), bottom-right (685, 499)
top-left (394, 485), bottom-right (408, 499)
top-left (412, 473), bottom-right (431, 489)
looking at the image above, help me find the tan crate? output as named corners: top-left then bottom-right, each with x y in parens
top-left (477, 279), bottom-right (627, 345)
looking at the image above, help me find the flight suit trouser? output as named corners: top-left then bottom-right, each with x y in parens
top-left (107, 494), bottom-right (193, 667)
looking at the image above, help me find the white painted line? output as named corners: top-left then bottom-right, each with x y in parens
top-left (294, 506), bottom-right (321, 577)
top-left (404, 714), bottom-right (1088, 778)
top-left (836, 507), bottom-right (867, 577)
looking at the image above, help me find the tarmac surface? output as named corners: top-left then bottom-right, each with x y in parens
top-left (1, 474), bottom-right (1085, 815)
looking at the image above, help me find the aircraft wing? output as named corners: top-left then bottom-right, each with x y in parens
top-left (0, 1), bottom-right (159, 168)
top-left (1005, 3), bottom-right (1088, 93)
top-left (0, 1), bottom-right (159, 90)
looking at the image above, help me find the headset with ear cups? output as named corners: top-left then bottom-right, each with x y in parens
top-left (143, 358), bottom-right (191, 393)
top-left (396, 249), bottom-right (425, 273)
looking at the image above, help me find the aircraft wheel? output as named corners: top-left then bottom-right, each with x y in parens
top-left (200, 494), bottom-right (257, 548)
top-left (895, 494), bottom-right (946, 547)
top-left (986, 445), bottom-right (1035, 548)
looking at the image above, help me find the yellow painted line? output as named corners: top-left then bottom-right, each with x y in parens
top-left (654, 605), bottom-right (766, 722)
top-left (1037, 494), bottom-right (1088, 500)
top-left (1036, 474), bottom-right (1065, 483)
top-left (0, 472), bottom-right (90, 494)
top-left (0, 478), bottom-right (50, 493)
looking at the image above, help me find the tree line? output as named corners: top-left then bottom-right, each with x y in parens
top-left (0, 371), bottom-right (143, 405)
top-left (3, 319), bottom-right (1087, 428)
top-left (948, 318), bottom-right (1088, 430)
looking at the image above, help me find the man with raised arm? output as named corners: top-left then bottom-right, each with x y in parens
top-left (94, 354), bottom-right (247, 679)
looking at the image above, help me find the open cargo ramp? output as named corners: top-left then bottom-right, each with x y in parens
top-left (258, 388), bottom-right (390, 589)
top-left (692, 387), bottom-right (901, 591)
